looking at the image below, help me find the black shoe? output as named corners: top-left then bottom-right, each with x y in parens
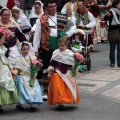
top-left (0, 108), bottom-right (3, 113)
top-left (110, 64), bottom-right (114, 67)
top-left (58, 105), bottom-right (64, 110)
top-left (30, 107), bottom-right (36, 112)
top-left (16, 105), bottom-right (24, 110)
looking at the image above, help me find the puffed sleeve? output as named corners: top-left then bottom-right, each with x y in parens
top-left (86, 12), bottom-right (96, 28)
top-left (61, 4), bottom-right (67, 14)
top-left (48, 60), bottom-right (56, 72)
top-left (7, 58), bottom-right (13, 69)
top-left (20, 17), bottom-right (31, 30)
top-left (16, 27), bottom-right (27, 42)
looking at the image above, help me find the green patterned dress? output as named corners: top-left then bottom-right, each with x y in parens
top-left (0, 46), bottom-right (19, 105)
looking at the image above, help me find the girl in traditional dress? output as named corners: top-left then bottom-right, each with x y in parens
top-left (13, 42), bottom-right (43, 111)
top-left (0, 32), bottom-right (19, 113)
top-left (48, 37), bottom-right (81, 109)
top-left (12, 6), bottom-right (31, 40)
top-left (96, 14), bottom-right (108, 43)
top-left (0, 7), bottom-right (27, 66)
top-left (29, 0), bottom-right (44, 27)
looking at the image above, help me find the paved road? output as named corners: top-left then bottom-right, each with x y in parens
top-left (1, 42), bottom-right (120, 120)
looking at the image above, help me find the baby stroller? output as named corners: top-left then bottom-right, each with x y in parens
top-left (69, 29), bottom-right (91, 71)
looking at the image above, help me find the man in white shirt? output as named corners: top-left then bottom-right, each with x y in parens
top-left (33, 0), bottom-right (76, 100)
top-left (73, 0), bottom-right (96, 29)
top-left (61, 0), bottom-right (77, 17)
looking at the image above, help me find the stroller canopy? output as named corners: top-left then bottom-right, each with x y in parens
top-left (69, 29), bottom-right (86, 39)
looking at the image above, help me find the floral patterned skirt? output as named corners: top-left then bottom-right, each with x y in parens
top-left (0, 86), bottom-right (19, 106)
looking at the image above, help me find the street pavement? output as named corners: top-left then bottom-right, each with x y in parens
top-left (79, 41), bottom-right (120, 103)
top-left (1, 42), bottom-right (120, 120)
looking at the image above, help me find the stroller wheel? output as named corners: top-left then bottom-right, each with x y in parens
top-left (87, 58), bottom-right (91, 71)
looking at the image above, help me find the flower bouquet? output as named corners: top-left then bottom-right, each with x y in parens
top-left (59, 17), bottom-right (74, 38)
top-left (71, 53), bottom-right (84, 77)
top-left (63, 17), bottom-right (74, 33)
top-left (29, 60), bottom-right (43, 87)
top-left (0, 27), bottom-right (14, 43)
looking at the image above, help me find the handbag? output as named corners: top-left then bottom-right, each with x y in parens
top-left (108, 27), bottom-right (120, 42)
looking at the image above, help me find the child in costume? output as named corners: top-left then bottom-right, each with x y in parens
top-left (96, 14), bottom-right (108, 43)
top-left (13, 42), bottom-right (43, 111)
top-left (99, 14), bottom-right (108, 42)
top-left (71, 31), bottom-right (85, 73)
top-left (0, 32), bottom-right (19, 113)
top-left (48, 37), bottom-right (83, 109)
top-left (69, 29), bottom-right (86, 53)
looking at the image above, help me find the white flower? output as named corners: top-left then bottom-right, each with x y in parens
top-left (67, 17), bottom-right (71, 21)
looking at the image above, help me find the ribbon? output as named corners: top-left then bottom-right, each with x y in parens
top-left (78, 64), bottom-right (84, 73)
top-left (71, 61), bottom-right (84, 77)
top-left (59, 31), bottom-right (68, 38)
top-left (29, 65), bottom-right (40, 87)
top-left (100, 9), bottom-right (107, 15)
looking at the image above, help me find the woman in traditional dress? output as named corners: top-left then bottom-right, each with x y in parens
top-left (12, 6), bottom-right (31, 40)
top-left (0, 32), bottom-right (19, 113)
top-left (0, 7), bottom-right (27, 66)
top-left (29, 1), bottom-right (44, 43)
top-left (29, 0), bottom-right (44, 27)
top-left (13, 42), bottom-right (43, 111)
top-left (48, 37), bottom-right (81, 109)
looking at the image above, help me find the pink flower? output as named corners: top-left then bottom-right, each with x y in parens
top-left (31, 59), bottom-right (43, 66)
top-left (32, 60), bottom-right (39, 64)
top-left (74, 53), bottom-right (84, 62)
top-left (0, 27), bottom-right (11, 39)
top-left (5, 32), bottom-right (11, 38)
